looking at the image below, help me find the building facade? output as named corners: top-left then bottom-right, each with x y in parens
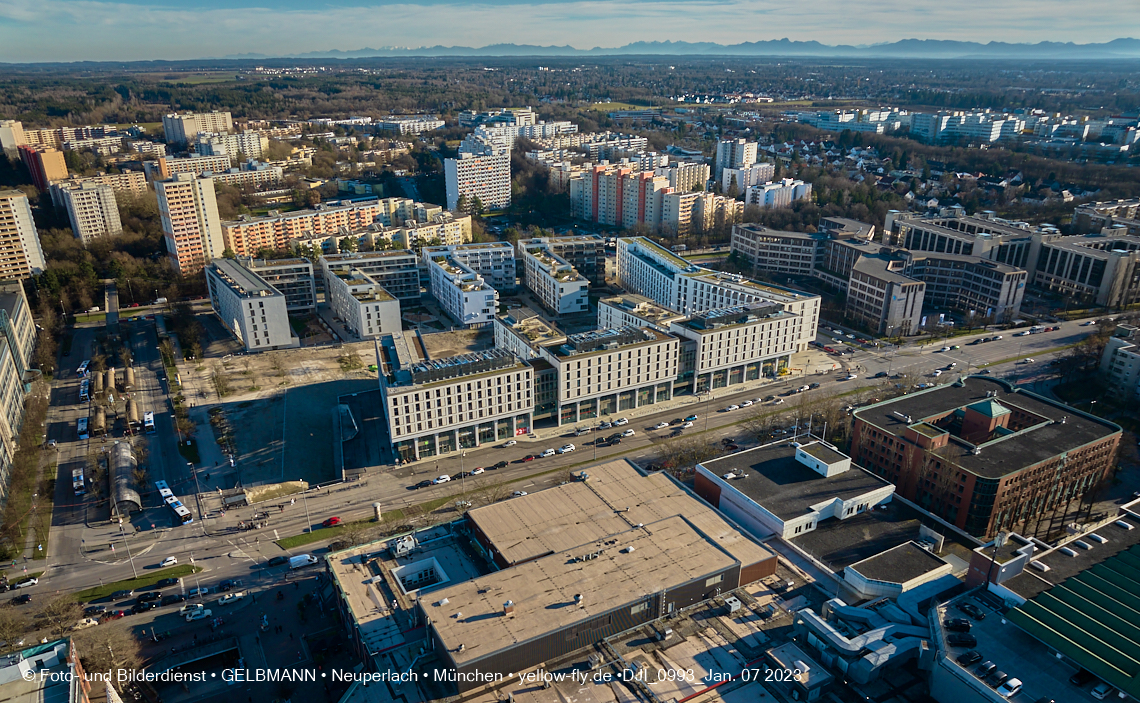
top-left (744, 178), bottom-right (813, 208)
top-left (715, 138), bottom-right (758, 179)
top-left (374, 116), bottom-right (445, 134)
top-left (162, 112), bottom-right (234, 144)
top-left (55, 181), bottom-right (121, 243)
top-left (0, 190), bottom-right (47, 280)
top-left (846, 255), bottom-right (925, 336)
top-left (669, 303), bottom-right (802, 393)
top-left (721, 162), bottom-right (775, 193)
top-left (518, 241), bottom-right (589, 316)
top-left (193, 131), bottom-right (269, 160)
top-left (320, 264), bottom-right (401, 340)
top-left (17, 146), bottom-right (67, 191)
top-left (245, 258), bottom-right (316, 311)
top-left (1100, 324), bottom-right (1140, 402)
top-left (517, 235), bottom-right (605, 286)
top-left (424, 252), bottom-right (499, 327)
top-left (0, 282), bottom-right (35, 505)
top-left (205, 259), bottom-right (297, 351)
top-left (444, 152), bottom-right (511, 213)
top-left (149, 155), bottom-right (233, 181)
top-left (422, 242), bottom-right (516, 292)
top-left (155, 173), bottom-right (224, 274)
top-left (319, 251), bottom-right (420, 301)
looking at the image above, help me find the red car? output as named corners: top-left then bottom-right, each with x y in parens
top-left (101, 610), bottom-right (125, 622)
top-left (322, 517), bottom-right (341, 528)
top-left (521, 455), bottom-right (535, 462)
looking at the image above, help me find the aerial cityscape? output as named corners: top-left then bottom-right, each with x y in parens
top-left (1, 11), bottom-right (1140, 703)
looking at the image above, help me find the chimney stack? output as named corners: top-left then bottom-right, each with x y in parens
top-left (503, 600), bottom-right (514, 617)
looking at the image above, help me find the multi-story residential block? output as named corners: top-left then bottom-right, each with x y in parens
top-left (731, 225), bottom-right (818, 277)
top-left (846, 254), bottom-right (926, 336)
top-left (128, 140), bottom-right (167, 158)
top-left (669, 303), bottom-right (803, 393)
top-left (62, 136), bottom-right (122, 155)
top-left (493, 307), bottom-right (567, 362)
top-left (457, 106), bottom-right (538, 128)
top-left (245, 258), bottom-right (316, 311)
top-left (851, 377), bottom-right (1120, 537)
top-left (744, 178), bottom-right (813, 208)
top-left (537, 326), bottom-right (679, 425)
top-left (424, 251), bottom-right (498, 327)
top-left (720, 162), bottom-right (774, 193)
top-left (54, 181), bottom-right (121, 242)
top-left (147, 155), bottom-right (233, 181)
top-left (0, 190), bottom-right (47, 280)
top-left (320, 263), bottom-right (401, 340)
top-left (49, 171), bottom-right (148, 199)
top-left (617, 237), bottom-right (820, 349)
top-left (516, 235), bottom-right (605, 286)
top-left (154, 173), bottom-right (224, 275)
top-left (1100, 324), bottom-right (1140, 402)
top-left (444, 151), bottom-right (511, 213)
top-left (654, 162), bottom-right (710, 192)
top-left (0, 282), bottom-right (35, 503)
top-left (162, 112), bottom-right (234, 144)
top-left (422, 242), bottom-right (515, 292)
top-left (569, 166), bottom-right (738, 235)
top-left (374, 116), bottom-right (445, 134)
top-left (205, 258), bottom-right (297, 351)
top-left (378, 336), bottom-right (533, 462)
top-left (0, 121), bottom-right (25, 154)
top-left (17, 146), bottom-right (67, 191)
top-left (193, 131), bottom-right (269, 160)
top-left (202, 162), bottom-right (284, 189)
top-left (518, 241), bottom-right (589, 316)
top-left (1073, 199), bottom-right (1140, 234)
top-left (319, 251), bottom-right (419, 301)
top-left (5, 122), bottom-right (120, 150)
top-left (597, 293), bottom-right (685, 332)
top-left (715, 138), bottom-right (758, 179)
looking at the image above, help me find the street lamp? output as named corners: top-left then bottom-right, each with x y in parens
top-left (119, 523), bottom-right (138, 579)
top-left (299, 481), bottom-right (312, 533)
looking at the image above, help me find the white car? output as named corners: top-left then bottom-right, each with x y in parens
top-left (772, 398), bottom-right (784, 405)
top-left (932, 370), bottom-right (942, 377)
top-left (217, 593), bottom-right (245, 606)
top-left (186, 608), bottom-right (212, 622)
top-left (541, 448), bottom-right (556, 457)
top-left (71, 618), bottom-right (99, 631)
top-left (433, 475), bottom-right (451, 484)
top-left (726, 405), bottom-right (740, 411)
top-left (741, 400), bottom-right (753, 407)
top-left (939, 346), bottom-right (951, 352)
top-left (160, 557), bottom-right (178, 567)
top-left (1082, 320), bottom-right (1097, 326)
top-left (1017, 358), bottom-right (1035, 364)
top-left (12, 578), bottom-right (37, 589)
top-left (946, 362), bottom-right (956, 368)
top-left (558, 444), bottom-right (576, 454)
top-left (469, 467), bottom-right (485, 475)
top-left (179, 603), bottom-right (204, 615)
top-left (654, 422), bottom-right (669, 429)
top-left (844, 374), bottom-right (858, 380)
top-left (682, 421), bottom-right (694, 429)
top-left (512, 491), bottom-right (528, 498)
top-left (995, 678), bottom-right (1022, 698)
top-left (846, 333), bottom-right (855, 339)
top-left (502, 440), bottom-right (517, 448)
top-left (1015, 330), bottom-right (1031, 336)
top-left (798, 385), bottom-right (810, 393)
top-left (621, 429), bottom-right (635, 437)
top-left (614, 418), bottom-right (629, 426)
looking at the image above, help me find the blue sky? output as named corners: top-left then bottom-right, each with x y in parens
top-left (0, 0), bottom-right (1137, 62)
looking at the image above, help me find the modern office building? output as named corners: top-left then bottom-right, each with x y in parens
top-left (536, 326), bottom-right (679, 425)
top-left (886, 212), bottom-right (1036, 269)
top-left (715, 138), bottom-right (758, 179)
top-left (54, 181), bottom-right (121, 243)
top-left (1073, 198), bottom-right (1140, 234)
top-left (154, 173), bottom-right (224, 274)
top-left (320, 264), bottom-right (401, 340)
top-left (422, 242), bottom-right (515, 292)
top-left (424, 251), bottom-right (499, 327)
top-left (851, 377), bottom-right (1121, 537)
top-left (319, 250), bottom-right (420, 301)
top-left (205, 258), bottom-right (297, 351)
top-left (374, 116), bottom-right (445, 134)
top-left (162, 111), bottom-right (234, 144)
top-left (517, 241), bottom-right (589, 316)
top-left (720, 162), bottom-right (775, 193)
top-left (0, 190), bottom-right (47, 280)
top-left (744, 178), bottom-right (813, 208)
top-left (1099, 324), bottom-right (1140, 402)
top-left (245, 258), bottom-right (316, 311)
top-left (378, 336), bottom-right (533, 462)
top-left (444, 151), bottom-right (511, 213)
top-left (1031, 232), bottom-right (1140, 308)
top-left (846, 254), bottom-right (926, 336)
top-left (731, 225), bottom-right (819, 277)
top-left (907, 252), bottom-right (1027, 322)
top-left (17, 146), bottom-right (67, 191)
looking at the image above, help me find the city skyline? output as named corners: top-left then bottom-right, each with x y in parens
top-left (1, 0), bottom-right (1138, 63)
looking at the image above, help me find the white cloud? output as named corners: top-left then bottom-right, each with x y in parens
top-left (0, 0), bottom-right (1136, 62)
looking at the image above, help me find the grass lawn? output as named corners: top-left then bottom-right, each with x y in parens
top-left (30, 471), bottom-right (55, 560)
top-left (73, 565), bottom-right (203, 602)
top-left (74, 312), bottom-right (107, 323)
top-left (977, 341), bottom-right (1081, 368)
top-left (586, 102), bottom-right (652, 112)
top-left (276, 512), bottom-right (402, 550)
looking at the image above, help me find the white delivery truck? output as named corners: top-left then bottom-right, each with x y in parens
top-left (289, 554), bottom-right (318, 569)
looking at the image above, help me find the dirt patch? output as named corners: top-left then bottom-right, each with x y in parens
top-left (245, 480), bottom-right (308, 504)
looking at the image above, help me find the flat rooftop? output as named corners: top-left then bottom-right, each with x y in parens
top-left (854, 377), bottom-right (1121, 479)
top-left (426, 515), bottom-right (740, 667)
top-left (846, 541), bottom-right (950, 584)
top-left (209, 258), bottom-right (280, 297)
top-left (468, 459), bottom-right (774, 569)
top-left (792, 500), bottom-right (932, 570)
top-left (701, 441), bottom-right (891, 521)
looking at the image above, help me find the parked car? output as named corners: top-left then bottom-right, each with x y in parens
top-left (521, 455), bottom-right (535, 462)
top-left (217, 592), bottom-right (246, 606)
top-left (409, 479), bottom-right (433, 490)
top-left (12, 578), bottom-right (37, 589)
top-left (491, 462), bottom-right (507, 470)
top-left (944, 618), bottom-right (971, 632)
top-left (110, 589), bottom-right (134, 599)
top-left (975, 661), bottom-right (997, 678)
top-left (160, 594), bottom-right (185, 606)
top-left (502, 440), bottom-right (517, 448)
top-left (322, 517), bottom-right (341, 528)
top-left (100, 610), bottom-right (125, 622)
top-left (621, 429), bottom-right (635, 437)
top-left (188, 587), bottom-right (210, 598)
top-left (131, 602), bottom-right (157, 614)
top-left (186, 608), bottom-right (212, 622)
top-left (540, 449), bottom-right (556, 458)
top-left (155, 578), bottom-right (178, 588)
top-left (557, 444), bottom-right (575, 454)
top-left (1091, 682), bottom-right (1116, 700)
top-left (432, 475), bottom-right (451, 484)
top-left (160, 556), bottom-right (177, 567)
top-left (956, 650), bottom-right (983, 666)
top-left (614, 418), bottom-right (629, 426)
top-left (511, 491), bottom-right (528, 498)
top-left (725, 405), bottom-right (739, 411)
top-left (772, 398), bottom-right (784, 405)
top-left (472, 467), bottom-right (487, 474)
top-left (217, 580), bottom-right (241, 592)
top-left (682, 422), bottom-right (694, 429)
top-left (267, 556), bottom-right (289, 567)
top-left (996, 679), bottom-right (1022, 698)
top-left (947, 633), bottom-right (977, 648)
top-left (988, 671), bottom-right (1009, 687)
top-left (598, 422), bottom-right (612, 430)
top-left (71, 618), bottom-right (99, 631)
top-left (741, 400), bottom-right (753, 407)
top-left (179, 603), bottom-right (204, 615)
top-left (136, 592), bottom-right (161, 604)
top-left (10, 594), bottom-right (30, 605)
top-left (958, 602), bottom-right (986, 620)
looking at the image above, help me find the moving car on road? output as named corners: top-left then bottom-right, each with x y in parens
top-left (322, 517), bottom-right (341, 527)
top-left (217, 592), bottom-right (246, 606)
top-left (558, 444), bottom-right (575, 454)
top-left (433, 475), bottom-right (451, 484)
top-left (186, 608), bottom-right (212, 622)
top-left (160, 557), bottom-right (177, 567)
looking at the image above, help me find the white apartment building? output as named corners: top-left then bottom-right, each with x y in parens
top-left (745, 178), bottom-right (813, 208)
top-left (374, 116), bottom-right (445, 135)
top-left (205, 258), bottom-right (297, 351)
top-left (155, 173), bottom-right (224, 275)
top-left (597, 293), bottom-right (685, 332)
top-left (319, 250), bottom-right (420, 301)
top-left (537, 326), bottom-right (680, 425)
top-left (617, 237), bottom-right (819, 350)
top-left (194, 131), bottom-right (270, 160)
top-left (62, 136), bottom-right (122, 155)
top-left (721, 163), bottom-right (775, 193)
top-left (655, 162), bottom-right (710, 193)
top-left (0, 121), bottom-right (24, 154)
top-left (162, 112), bottom-right (234, 144)
top-left (204, 162), bottom-right (284, 189)
top-left (49, 171), bottom-right (148, 199)
top-left (0, 190), bottom-right (47, 279)
top-left (379, 337), bottom-right (534, 462)
top-left (55, 181), bottom-right (121, 243)
top-left (444, 152), bottom-right (511, 213)
top-left (493, 308), bottom-right (567, 361)
top-left (129, 141), bottom-right (167, 157)
top-left (715, 138), bottom-right (758, 179)
top-left (669, 303), bottom-right (803, 393)
top-left (425, 251), bottom-right (499, 327)
top-left (1100, 325), bottom-right (1140, 402)
top-left (245, 258), bottom-right (316, 311)
top-left (518, 242), bottom-right (589, 316)
top-left (0, 282), bottom-right (36, 504)
top-left (421, 242), bottom-right (516, 292)
top-left (321, 264), bottom-right (401, 340)
top-left (148, 155), bottom-right (232, 181)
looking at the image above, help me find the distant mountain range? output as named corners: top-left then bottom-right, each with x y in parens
top-left (224, 38), bottom-right (1140, 61)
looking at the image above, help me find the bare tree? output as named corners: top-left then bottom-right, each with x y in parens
top-left (0, 609), bottom-right (29, 653)
top-left (37, 596), bottom-right (82, 639)
top-left (73, 625), bottom-right (141, 689)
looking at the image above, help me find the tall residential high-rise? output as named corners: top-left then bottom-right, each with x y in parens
top-left (444, 151), bottom-right (511, 213)
top-left (162, 112), bottom-right (234, 144)
top-left (154, 174), bottom-right (224, 275)
top-left (714, 138), bottom-right (758, 180)
top-left (55, 181), bottom-right (122, 243)
top-left (0, 191), bottom-right (47, 280)
top-left (0, 121), bottom-right (25, 154)
top-left (17, 146), bottom-right (67, 191)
